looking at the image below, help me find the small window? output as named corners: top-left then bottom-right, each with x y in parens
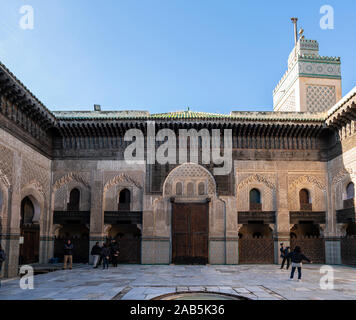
top-left (344, 182), bottom-right (355, 209)
top-left (299, 189), bottom-right (312, 211)
top-left (346, 182), bottom-right (355, 200)
top-left (21, 197), bottom-right (35, 225)
top-left (118, 189), bottom-right (131, 211)
top-left (68, 188), bottom-right (80, 211)
top-left (198, 182), bottom-right (205, 196)
top-left (176, 182), bottom-right (183, 196)
top-left (250, 189), bottom-right (262, 211)
top-left (187, 182), bottom-right (194, 196)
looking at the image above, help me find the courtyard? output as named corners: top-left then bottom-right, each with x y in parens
top-left (0, 264), bottom-right (356, 300)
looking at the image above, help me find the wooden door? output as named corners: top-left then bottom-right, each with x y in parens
top-left (19, 226), bottom-right (40, 265)
top-left (172, 203), bottom-right (209, 265)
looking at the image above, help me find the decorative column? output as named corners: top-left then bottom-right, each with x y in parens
top-left (324, 165), bottom-right (342, 265)
top-left (237, 224), bottom-right (243, 264)
top-left (4, 153), bottom-right (22, 278)
top-left (274, 171), bottom-right (290, 264)
top-left (224, 197), bottom-right (239, 265)
top-left (89, 171), bottom-right (105, 264)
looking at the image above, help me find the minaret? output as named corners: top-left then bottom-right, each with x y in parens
top-left (273, 18), bottom-right (342, 113)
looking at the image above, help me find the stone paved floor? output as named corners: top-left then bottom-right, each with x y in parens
top-left (0, 264), bottom-right (356, 300)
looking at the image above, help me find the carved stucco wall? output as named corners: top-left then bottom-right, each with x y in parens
top-left (53, 172), bottom-right (91, 211)
top-left (0, 128), bottom-right (51, 233)
top-left (150, 163), bottom-right (225, 238)
top-left (236, 173), bottom-right (276, 211)
top-left (163, 163), bottom-right (216, 197)
top-left (332, 168), bottom-right (356, 211)
top-left (103, 173), bottom-right (143, 212)
top-left (288, 175), bottom-right (327, 211)
top-left (328, 145), bottom-right (356, 213)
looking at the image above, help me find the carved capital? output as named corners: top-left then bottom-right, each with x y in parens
top-left (104, 224), bottom-right (112, 235)
top-left (319, 224), bottom-right (326, 237)
top-left (335, 223), bottom-right (348, 237)
top-left (53, 224), bottom-right (63, 237)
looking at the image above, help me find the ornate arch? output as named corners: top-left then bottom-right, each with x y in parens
top-left (24, 180), bottom-right (45, 196)
top-left (288, 175), bottom-right (326, 211)
top-left (289, 175), bottom-right (326, 192)
top-left (163, 163), bottom-right (216, 197)
top-left (332, 168), bottom-right (355, 185)
top-left (237, 174), bottom-right (276, 191)
top-left (103, 174), bottom-right (142, 192)
top-left (21, 181), bottom-right (46, 224)
top-left (53, 172), bottom-right (90, 191)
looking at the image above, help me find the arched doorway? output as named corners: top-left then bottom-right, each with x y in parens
top-left (238, 224), bottom-right (274, 264)
top-left (163, 163), bottom-right (217, 265)
top-left (19, 197), bottom-right (40, 265)
top-left (341, 223), bottom-right (356, 266)
top-left (54, 225), bottom-right (89, 263)
top-left (108, 225), bottom-right (141, 264)
top-left (290, 222), bottom-right (325, 264)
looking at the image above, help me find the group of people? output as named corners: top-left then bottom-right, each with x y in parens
top-left (280, 243), bottom-right (312, 281)
top-left (61, 239), bottom-right (120, 270)
top-left (91, 240), bottom-right (120, 269)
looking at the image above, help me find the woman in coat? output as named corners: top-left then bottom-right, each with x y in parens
top-left (287, 246), bottom-right (312, 281)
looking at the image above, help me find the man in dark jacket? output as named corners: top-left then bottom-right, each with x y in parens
top-left (91, 242), bottom-right (101, 268)
top-left (280, 243), bottom-right (285, 260)
top-left (280, 247), bottom-right (291, 270)
top-left (287, 246), bottom-right (312, 281)
top-left (110, 240), bottom-right (120, 267)
top-left (63, 240), bottom-right (74, 270)
top-left (101, 243), bottom-right (111, 270)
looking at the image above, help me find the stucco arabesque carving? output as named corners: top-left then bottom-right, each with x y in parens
top-left (332, 168), bottom-right (356, 185)
top-left (103, 174), bottom-right (142, 192)
top-left (237, 174), bottom-right (276, 191)
top-left (25, 180), bottom-right (45, 195)
top-left (53, 172), bottom-right (90, 191)
top-left (163, 163), bottom-right (217, 197)
top-left (288, 175), bottom-right (326, 192)
top-left (0, 169), bottom-right (10, 189)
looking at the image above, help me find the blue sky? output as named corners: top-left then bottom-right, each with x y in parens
top-left (0, 0), bottom-right (355, 114)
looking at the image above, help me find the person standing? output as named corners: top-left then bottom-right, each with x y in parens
top-left (91, 242), bottom-right (102, 268)
top-left (281, 246), bottom-right (291, 270)
top-left (101, 243), bottom-right (110, 270)
top-left (110, 240), bottom-right (119, 268)
top-left (279, 243), bottom-right (285, 268)
top-left (63, 240), bottom-right (74, 270)
top-left (0, 244), bottom-right (6, 275)
top-left (287, 246), bottom-right (312, 281)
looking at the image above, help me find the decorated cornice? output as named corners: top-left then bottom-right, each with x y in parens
top-left (0, 61), bottom-right (56, 127)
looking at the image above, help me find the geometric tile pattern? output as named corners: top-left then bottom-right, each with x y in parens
top-left (307, 85), bottom-right (336, 112)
